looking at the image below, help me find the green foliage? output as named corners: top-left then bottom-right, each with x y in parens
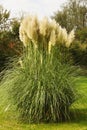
top-left (75, 28), bottom-right (87, 43)
top-left (0, 5), bottom-right (22, 71)
top-left (52, 0), bottom-right (87, 32)
top-left (0, 12), bottom-right (77, 123)
top-left (11, 19), bottom-right (20, 38)
top-left (0, 76), bottom-right (87, 129)
top-left (0, 28), bottom-right (22, 71)
top-left (0, 44), bottom-right (77, 123)
top-left (0, 5), bottom-right (10, 30)
top-left (52, 10), bottom-right (68, 30)
top-left (70, 41), bottom-right (87, 66)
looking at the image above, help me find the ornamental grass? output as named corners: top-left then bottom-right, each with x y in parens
top-left (0, 15), bottom-right (77, 123)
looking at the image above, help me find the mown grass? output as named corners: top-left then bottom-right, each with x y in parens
top-left (0, 76), bottom-right (87, 130)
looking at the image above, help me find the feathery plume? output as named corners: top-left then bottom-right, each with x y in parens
top-left (19, 24), bottom-right (30, 47)
top-left (50, 30), bottom-right (56, 46)
top-left (66, 30), bottom-right (75, 47)
top-left (19, 15), bottom-right (75, 50)
top-left (39, 17), bottom-right (49, 36)
top-left (26, 15), bottom-right (39, 44)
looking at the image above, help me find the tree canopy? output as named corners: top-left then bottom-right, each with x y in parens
top-left (52, 0), bottom-right (87, 31)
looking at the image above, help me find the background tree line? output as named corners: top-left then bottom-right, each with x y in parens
top-left (52, 0), bottom-right (87, 31)
top-left (52, 0), bottom-right (87, 67)
top-left (0, 5), bottom-right (22, 71)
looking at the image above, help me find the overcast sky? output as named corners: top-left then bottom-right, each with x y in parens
top-left (0, 0), bottom-right (67, 18)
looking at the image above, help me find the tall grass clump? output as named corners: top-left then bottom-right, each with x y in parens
top-left (0, 15), bottom-right (77, 123)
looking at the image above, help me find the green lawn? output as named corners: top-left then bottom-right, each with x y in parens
top-left (0, 76), bottom-right (87, 130)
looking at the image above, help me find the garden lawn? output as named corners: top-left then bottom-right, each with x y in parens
top-left (0, 76), bottom-right (87, 130)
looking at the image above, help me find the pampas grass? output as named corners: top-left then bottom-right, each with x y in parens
top-left (0, 15), bottom-right (77, 123)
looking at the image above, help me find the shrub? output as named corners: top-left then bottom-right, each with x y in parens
top-left (0, 6), bottom-right (22, 71)
top-left (70, 41), bottom-right (87, 66)
top-left (75, 28), bottom-right (87, 44)
top-left (0, 16), bottom-right (77, 123)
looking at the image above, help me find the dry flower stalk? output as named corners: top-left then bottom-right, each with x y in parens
top-left (19, 15), bottom-right (75, 52)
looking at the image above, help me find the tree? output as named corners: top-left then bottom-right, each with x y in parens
top-left (52, 0), bottom-right (87, 31)
top-left (0, 5), bottom-right (10, 31)
top-left (0, 5), bottom-right (22, 71)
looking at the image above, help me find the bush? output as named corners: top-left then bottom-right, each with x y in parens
top-left (75, 28), bottom-right (87, 44)
top-left (0, 16), bottom-right (77, 123)
top-left (0, 6), bottom-right (22, 71)
top-left (70, 41), bottom-right (87, 66)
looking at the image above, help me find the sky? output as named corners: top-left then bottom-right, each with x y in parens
top-left (0, 0), bottom-right (67, 18)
